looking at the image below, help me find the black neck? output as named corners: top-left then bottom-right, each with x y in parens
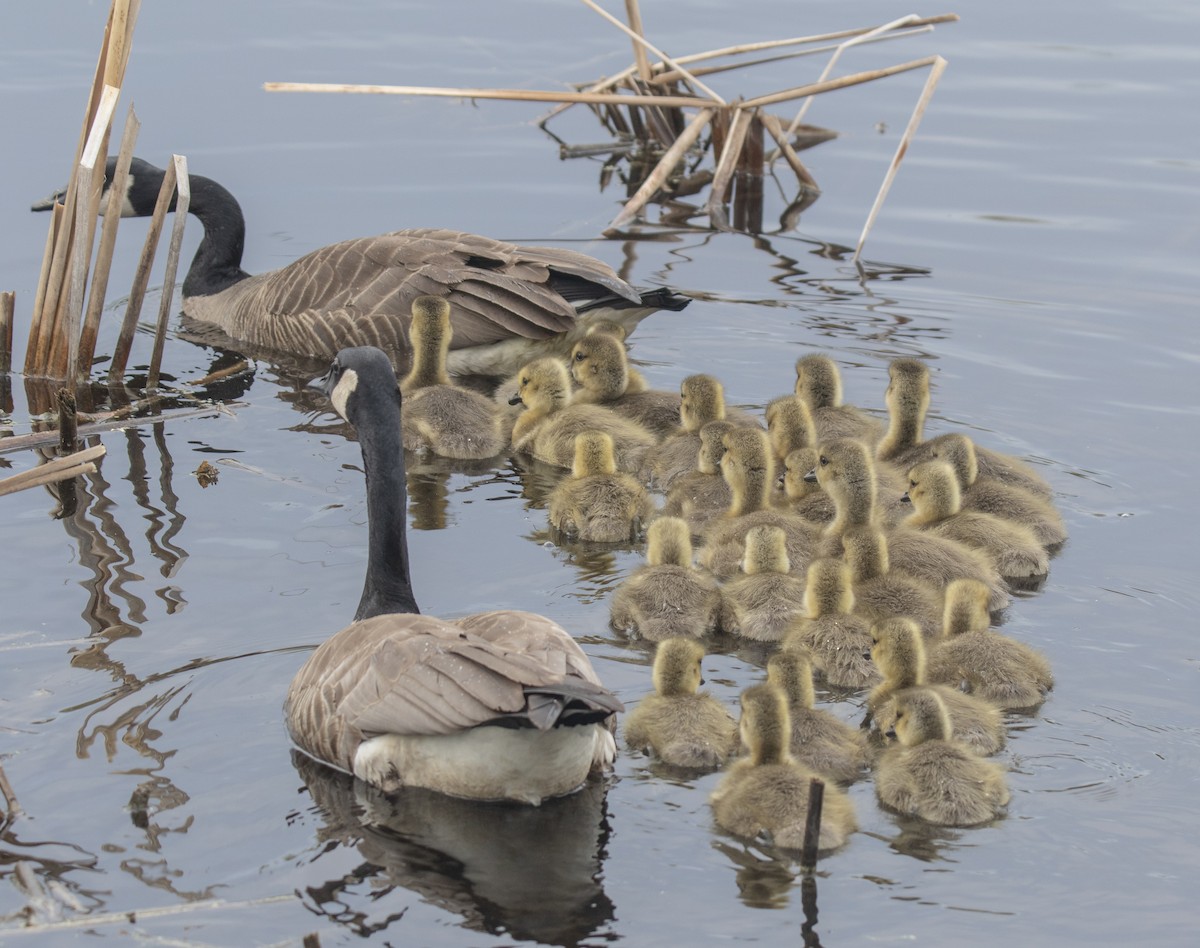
top-left (353, 392), bottom-right (420, 620)
top-left (178, 173), bottom-right (251, 297)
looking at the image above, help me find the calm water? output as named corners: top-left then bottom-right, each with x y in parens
top-left (2, 1), bottom-right (1198, 945)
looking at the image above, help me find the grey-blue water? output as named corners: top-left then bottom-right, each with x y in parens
top-left (2, 1), bottom-right (1197, 944)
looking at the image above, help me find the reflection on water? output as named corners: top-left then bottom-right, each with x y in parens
top-left (291, 752), bottom-right (615, 946)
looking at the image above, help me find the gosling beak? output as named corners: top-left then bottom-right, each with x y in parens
top-left (900, 492), bottom-right (911, 504)
top-left (508, 392), bottom-right (524, 406)
top-left (861, 647), bottom-right (873, 661)
top-left (884, 725), bottom-right (897, 740)
top-left (31, 184), bottom-right (68, 212)
top-left (803, 468), bottom-right (817, 484)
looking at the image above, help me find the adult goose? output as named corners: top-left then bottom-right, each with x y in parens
top-left (40, 157), bottom-right (689, 375)
top-left (284, 346), bottom-right (623, 804)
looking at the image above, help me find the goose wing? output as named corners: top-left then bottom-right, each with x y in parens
top-left (199, 229), bottom-right (643, 357)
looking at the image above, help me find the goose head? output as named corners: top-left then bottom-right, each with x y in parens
top-left (312, 345), bottom-right (401, 426)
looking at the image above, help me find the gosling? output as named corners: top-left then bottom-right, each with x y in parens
top-left (719, 526), bottom-right (809, 642)
top-left (784, 558), bottom-right (879, 690)
top-left (793, 353), bottom-right (883, 446)
top-left (547, 431), bottom-right (656, 543)
top-left (569, 332), bottom-right (682, 437)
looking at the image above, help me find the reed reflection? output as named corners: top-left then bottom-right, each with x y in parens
top-left (714, 840), bottom-right (824, 944)
top-left (291, 752), bottom-right (616, 947)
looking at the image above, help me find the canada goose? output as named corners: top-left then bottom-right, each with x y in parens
top-left (55, 156), bottom-right (689, 374)
top-left (839, 526), bottom-right (942, 642)
top-left (284, 346), bottom-right (623, 804)
top-left (659, 420), bottom-right (735, 534)
top-left (876, 357), bottom-right (933, 471)
top-left (719, 526), bottom-right (809, 642)
top-left (793, 354), bottom-right (883, 445)
top-left (903, 461), bottom-right (1049, 578)
top-left (779, 447), bottom-right (836, 524)
top-left (766, 651), bottom-right (870, 784)
top-left (509, 358), bottom-right (656, 473)
top-left (643, 375), bottom-right (758, 488)
top-left (700, 428), bottom-right (818, 580)
top-left (930, 434), bottom-right (1067, 548)
top-left (926, 579), bottom-right (1054, 710)
top-left (808, 439), bottom-right (1010, 609)
top-left (710, 683), bottom-right (858, 852)
top-left (398, 296), bottom-right (507, 459)
top-left (765, 395), bottom-right (816, 462)
top-left (875, 689), bottom-right (1010, 826)
top-left (867, 617), bottom-right (1005, 757)
top-left (547, 432), bottom-right (656, 543)
top-left (623, 638), bottom-right (738, 770)
top-left (568, 333), bottom-right (682, 437)
top-left (609, 517), bottom-right (724, 641)
top-left (784, 558), bottom-right (879, 690)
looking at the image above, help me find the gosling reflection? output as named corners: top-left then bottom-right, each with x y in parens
top-left (713, 840), bottom-right (824, 944)
top-left (292, 752), bottom-right (615, 946)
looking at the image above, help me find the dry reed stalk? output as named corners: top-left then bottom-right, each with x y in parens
top-left (741, 55), bottom-right (942, 110)
top-left (800, 776), bottom-right (825, 871)
top-left (25, 206), bottom-right (62, 376)
top-left (606, 107), bottom-right (714, 231)
top-left (577, 0), bottom-right (726, 105)
top-left (0, 292), bottom-right (14, 375)
top-left (109, 159), bottom-right (178, 381)
top-left (853, 55), bottom-right (948, 262)
top-left (0, 403), bottom-right (224, 456)
top-left (264, 82), bottom-right (710, 109)
top-left (0, 445), bottom-right (106, 498)
top-left (0, 762), bottom-right (19, 823)
top-left (623, 0), bottom-right (652, 82)
top-left (79, 108), bottom-right (141, 376)
top-left (706, 106), bottom-right (754, 223)
top-left (733, 114), bottom-right (764, 233)
top-left (146, 155), bottom-right (190, 390)
top-left (57, 388), bottom-right (78, 453)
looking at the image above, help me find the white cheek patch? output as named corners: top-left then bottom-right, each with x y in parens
top-left (118, 174), bottom-right (138, 218)
top-left (331, 368), bottom-right (359, 419)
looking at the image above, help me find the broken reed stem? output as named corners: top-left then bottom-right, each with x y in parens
top-left (741, 55), bottom-right (942, 109)
top-left (0, 403), bottom-right (223, 456)
top-left (80, 107), bottom-right (141, 376)
top-left (0, 762), bottom-right (19, 822)
top-left (706, 107), bottom-right (754, 223)
top-left (146, 155), bottom-right (189, 391)
top-left (57, 388), bottom-right (79, 453)
top-left (800, 776), bottom-right (826, 872)
top-left (607, 107), bottom-right (714, 231)
top-left (854, 55), bottom-right (948, 262)
top-left (577, 0), bottom-right (726, 104)
top-left (0, 445), bottom-right (106, 498)
top-left (0, 292), bottom-right (14, 375)
top-left (25, 206), bottom-right (62, 376)
top-left (109, 158), bottom-right (178, 381)
top-left (760, 112), bottom-right (820, 192)
top-left (623, 0), bottom-right (652, 82)
top-left (264, 82), bottom-right (711, 109)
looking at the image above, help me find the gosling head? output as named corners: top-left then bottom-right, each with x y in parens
top-left (930, 433), bottom-right (980, 489)
top-left (794, 354), bottom-right (844, 409)
top-left (806, 439), bottom-right (877, 513)
top-left (570, 332), bottom-right (629, 397)
top-left (766, 395), bottom-right (816, 459)
top-left (766, 651), bottom-right (816, 711)
top-left (651, 637), bottom-right (707, 697)
top-left (803, 557), bottom-right (855, 618)
top-left (312, 346), bottom-right (400, 426)
top-left (840, 526), bottom-right (889, 582)
top-left (886, 689), bottom-right (952, 745)
top-left (571, 431), bottom-right (617, 478)
top-left (720, 427), bottom-right (773, 507)
top-left (645, 516), bottom-right (693, 568)
top-left (739, 682), bottom-right (792, 765)
top-left (510, 358), bottom-right (572, 410)
top-left (742, 525), bottom-right (789, 576)
top-left (869, 617), bottom-right (926, 686)
top-left (942, 578), bottom-right (991, 638)
top-left (884, 358), bottom-right (931, 424)
top-left (903, 460), bottom-right (963, 522)
top-left (696, 420), bottom-right (736, 475)
top-left (781, 447), bottom-right (820, 500)
top-left (680, 374), bottom-right (726, 432)
top-left (402, 295), bottom-right (453, 390)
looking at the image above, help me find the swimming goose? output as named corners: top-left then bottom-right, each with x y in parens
top-left (284, 346), bottom-right (623, 804)
top-left (568, 332), bottom-right (682, 437)
top-left (793, 354), bottom-right (883, 446)
top-left (61, 156), bottom-right (688, 374)
top-left (766, 651), bottom-right (870, 785)
top-left (623, 638), bottom-right (738, 770)
top-left (699, 428), bottom-right (818, 580)
top-left (659, 419), bottom-right (736, 534)
top-left (784, 558), bottom-right (879, 690)
top-left (609, 516), bottom-right (724, 641)
top-left (926, 578), bottom-right (1054, 709)
top-left (718, 526), bottom-right (809, 642)
top-left (930, 434), bottom-right (1067, 548)
top-left (903, 460), bottom-right (1049, 578)
top-left (867, 617), bottom-right (1005, 757)
top-left (710, 683), bottom-right (858, 852)
top-left (874, 689), bottom-right (1010, 826)
top-left (509, 358), bottom-right (656, 473)
top-left (399, 296), bottom-right (507, 459)
top-left (547, 432), bottom-right (656, 543)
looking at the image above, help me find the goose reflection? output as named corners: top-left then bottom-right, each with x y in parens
top-left (291, 752), bottom-right (615, 946)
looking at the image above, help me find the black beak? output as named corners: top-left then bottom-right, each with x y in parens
top-left (861, 647), bottom-right (873, 661)
top-left (309, 367), bottom-right (336, 397)
top-left (803, 468), bottom-right (817, 484)
top-left (31, 184), bottom-right (68, 212)
top-left (507, 392), bottom-right (524, 406)
top-left (884, 725), bottom-right (897, 740)
top-left (900, 492), bottom-right (911, 504)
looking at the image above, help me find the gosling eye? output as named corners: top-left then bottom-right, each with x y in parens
top-left (819, 455), bottom-right (830, 466)
top-left (574, 351), bottom-right (586, 362)
top-left (909, 479), bottom-right (918, 489)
